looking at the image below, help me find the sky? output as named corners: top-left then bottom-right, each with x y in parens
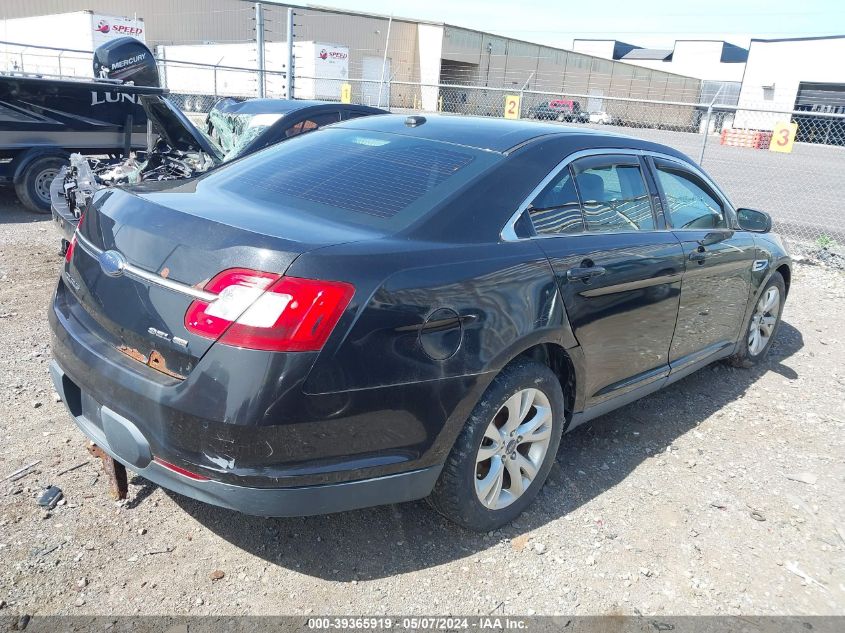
top-left (292, 0), bottom-right (845, 49)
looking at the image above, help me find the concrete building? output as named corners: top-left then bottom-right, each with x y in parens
top-left (1, 0), bottom-right (703, 113)
top-left (733, 35), bottom-right (845, 141)
top-left (573, 39), bottom-right (748, 104)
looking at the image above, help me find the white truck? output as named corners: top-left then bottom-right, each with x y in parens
top-left (155, 41), bottom-right (350, 106)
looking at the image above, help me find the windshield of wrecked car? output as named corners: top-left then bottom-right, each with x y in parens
top-left (208, 109), bottom-right (284, 161)
top-left (202, 127), bottom-right (501, 231)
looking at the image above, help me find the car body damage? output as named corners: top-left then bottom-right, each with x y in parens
top-left (51, 96), bottom-right (388, 242)
top-left (57, 95), bottom-right (221, 218)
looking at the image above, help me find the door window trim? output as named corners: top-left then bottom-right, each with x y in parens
top-left (501, 148), bottom-right (736, 241)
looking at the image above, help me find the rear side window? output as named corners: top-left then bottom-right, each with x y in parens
top-left (207, 128), bottom-right (499, 228)
top-left (654, 164), bottom-right (726, 229)
top-left (573, 159), bottom-right (655, 232)
top-left (528, 167), bottom-right (584, 235)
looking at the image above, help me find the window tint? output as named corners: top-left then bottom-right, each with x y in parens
top-left (284, 112), bottom-right (340, 138)
top-left (573, 161), bottom-right (655, 232)
top-left (654, 165), bottom-right (726, 229)
top-left (528, 167), bottom-right (584, 235)
top-left (208, 128), bottom-right (499, 228)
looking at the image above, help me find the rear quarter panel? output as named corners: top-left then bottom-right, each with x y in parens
top-left (288, 238), bottom-right (574, 396)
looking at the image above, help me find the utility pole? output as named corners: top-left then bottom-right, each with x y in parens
top-left (255, 2), bottom-right (265, 98)
top-left (285, 7), bottom-right (294, 100)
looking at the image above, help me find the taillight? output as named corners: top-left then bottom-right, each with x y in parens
top-left (184, 268), bottom-right (354, 352)
top-left (64, 235), bottom-right (77, 264)
top-left (65, 213), bottom-right (84, 264)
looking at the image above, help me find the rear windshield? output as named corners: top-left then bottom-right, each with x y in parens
top-left (202, 127), bottom-right (500, 230)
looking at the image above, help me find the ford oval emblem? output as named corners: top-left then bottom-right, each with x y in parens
top-left (98, 250), bottom-right (127, 278)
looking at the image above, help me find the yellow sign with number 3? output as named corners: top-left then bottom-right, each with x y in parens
top-left (504, 95), bottom-right (521, 119)
top-left (769, 121), bottom-right (798, 153)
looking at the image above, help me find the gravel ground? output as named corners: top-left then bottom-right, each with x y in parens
top-left (0, 189), bottom-right (843, 617)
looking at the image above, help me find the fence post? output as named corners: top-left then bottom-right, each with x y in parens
top-left (255, 2), bottom-right (265, 98)
top-left (698, 104), bottom-right (713, 165)
top-left (285, 7), bottom-right (294, 99)
top-left (213, 66), bottom-right (218, 98)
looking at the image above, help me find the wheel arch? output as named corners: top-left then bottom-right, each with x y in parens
top-left (776, 262), bottom-right (791, 297)
top-left (12, 147), bottom-right (69, 184)
top-left (509, 341), bottom-right (579, 426)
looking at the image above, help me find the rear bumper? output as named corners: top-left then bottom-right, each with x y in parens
top-left (50, 169), bottom-right (77, 243)
top-left (49, 359), bottom-right (441, 516)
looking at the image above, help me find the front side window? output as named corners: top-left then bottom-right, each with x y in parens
top-left (573, 159), bottom-right (655, 232)
top-left (528, 166), bottom-right (584, 235)
top-left (654, 164), bottom-right (726, 229)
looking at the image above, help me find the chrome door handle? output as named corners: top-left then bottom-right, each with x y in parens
top-left (688, 250), bottom-right (707, 262)
top-left (566, 266), bottom-right (607, 281)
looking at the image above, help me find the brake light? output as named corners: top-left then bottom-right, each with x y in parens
top-left (65, 213), bottom-right (84, 264)
top-left (184, 268), bottom-right (354, 352)
top-left (64, 235), bottom-right (76, 263)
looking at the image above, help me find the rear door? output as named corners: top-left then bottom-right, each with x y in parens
top-left (529, 152), bottom-right (685, 406)
top-left (647, 156), bottom-right (755, 367)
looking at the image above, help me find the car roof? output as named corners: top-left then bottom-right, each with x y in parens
top-left (331, 113), bottom-right (668, 154)
top-left (211, 98), bottom-right (386, 116)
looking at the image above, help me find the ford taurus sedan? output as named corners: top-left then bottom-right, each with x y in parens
top-left (49, 114), bottom-right (790, 531)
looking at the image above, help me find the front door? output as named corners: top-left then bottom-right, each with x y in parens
top-left (529, 153), bottom-right (686, 406)
top-left (649, 157), bottom-right (755, 366)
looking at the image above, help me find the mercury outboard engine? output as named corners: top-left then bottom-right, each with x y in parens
top-left (93, 37), bottom-right (159, 87)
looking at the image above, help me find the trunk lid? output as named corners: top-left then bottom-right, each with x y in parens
top-left (67, 183), bottom-right (376, 377)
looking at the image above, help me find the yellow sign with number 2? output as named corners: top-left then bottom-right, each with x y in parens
top-left (769, 121), bottom-right (798, 153)
top-left (504, 95), bottom-right (521, 120)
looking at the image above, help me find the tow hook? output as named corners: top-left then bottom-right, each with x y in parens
top-left (86, 442), bottom-right (128, 500)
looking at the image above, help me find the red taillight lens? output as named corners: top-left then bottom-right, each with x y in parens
top-left (65, 213), bottom-right (84, 264)
top-left (64, 235), bottom-right (76, 264)
top-left (184, 268), bottom-right (354, 352)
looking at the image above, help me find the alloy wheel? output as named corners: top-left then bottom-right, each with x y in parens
top-left (748, 285), bottom-right (780, 356)
top-left (475, 388), bottom-right (553, 509)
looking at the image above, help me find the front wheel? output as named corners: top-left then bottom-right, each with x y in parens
top-left (729, 272), bottom-right (785, 367)
top-left (428, 359), bottom-right (565, 531)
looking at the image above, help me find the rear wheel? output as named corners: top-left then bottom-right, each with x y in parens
top-left (729, 272), bottom-right (785, 367)
top-left (16, 155), bottom-right (66, 214)
top-left (428, 359), bottom-right (564, 531)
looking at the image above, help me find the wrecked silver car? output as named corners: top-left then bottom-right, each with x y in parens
top-left (50, 97), bottom-right (387, 244)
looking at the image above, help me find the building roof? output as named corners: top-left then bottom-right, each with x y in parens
top-left (620, 48), bottom-right (673, 61)
top-left (750, 34), bottom-right (845, 44)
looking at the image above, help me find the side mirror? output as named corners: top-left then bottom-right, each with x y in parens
top-left (737, 208), bottom-right (772, 233)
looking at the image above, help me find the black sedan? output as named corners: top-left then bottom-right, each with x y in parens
top-left (50, 114), bottom-right (790, 531)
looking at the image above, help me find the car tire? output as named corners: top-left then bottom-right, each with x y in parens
top-left (16, 155), bottom-right (67, 214)
top-left (728, 272), bottom-right (786, 367)
top-left (428, 358), bottom-right (565, 531)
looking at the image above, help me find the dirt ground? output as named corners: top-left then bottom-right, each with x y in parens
top-left (0, 189), bottom-right (843, 617)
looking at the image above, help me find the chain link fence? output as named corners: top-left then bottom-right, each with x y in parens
top-left (301, 75), bottom-right (844, 248)
top-left (2, 38), bottom-right (844, 248)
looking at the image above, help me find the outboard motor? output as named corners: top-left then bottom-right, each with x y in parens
top-left (93, 37), bottom-right (159, 87)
